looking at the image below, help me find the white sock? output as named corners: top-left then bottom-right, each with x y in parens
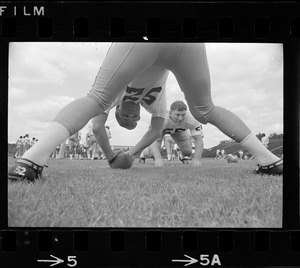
top-left (240, 132), bottom-right (280, 166)
top-left (22, 122), bottom-right (70, 166)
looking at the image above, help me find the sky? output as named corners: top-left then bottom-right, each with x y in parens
top-left (8, 42), bottom-right (283, 148)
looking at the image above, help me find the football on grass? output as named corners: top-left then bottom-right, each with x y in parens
top-left (110, 151), bottom-right (133, 169)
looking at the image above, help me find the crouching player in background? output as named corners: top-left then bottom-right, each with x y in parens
top-left (150, 101), bottom-right (204, 167)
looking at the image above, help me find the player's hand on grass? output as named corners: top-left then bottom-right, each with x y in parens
top-left (191, 159), bottom-right (202, 167)
top-left (154, 158), bottom-right (164, 167)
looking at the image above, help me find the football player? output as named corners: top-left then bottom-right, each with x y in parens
top-left (238, 150), bottom-right (244, 160)
top-left (162, 134), bottom-right (175, 161)
top-left (23, 134), bottom-right (31, 154)
top-left (221, 149), bottom-right (226, 160)
top-left (215, 149), bottom-right (221, 160)
top-left (30, 137), bottom-right (36, 148)
top-left (9, 43), bottom-right (282, 181)
top-left (90, 66), bottom-right (169, 166)
top-left (150, 101), bottom-right (204, 167)
top-left (14, 136), bottom-right (23, 158)
top-left (261, 133), bottom-right (269, 148)
top-left (85, 121), bottom-right (99, 160)
top-left (99, 126), bottom-right (111, 160)
top-left (68, 132), bottom-right (79, 160)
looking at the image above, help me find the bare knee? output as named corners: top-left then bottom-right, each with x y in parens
top-left (189, 101), bottom-right (215, 124)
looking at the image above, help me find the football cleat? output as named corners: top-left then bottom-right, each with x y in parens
top-left (255, 159), bottom-right (283, 175)
top-left (8, 158), bottom-right (44, 182)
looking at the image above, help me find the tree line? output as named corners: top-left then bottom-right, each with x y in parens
top-left (219, 132), bottom-right (283, 145)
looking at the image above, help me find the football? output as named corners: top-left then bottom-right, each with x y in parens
top-left (109, 151), bottom-right (133, 169)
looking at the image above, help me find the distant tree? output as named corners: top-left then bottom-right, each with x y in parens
top-left (256, 132), bottom-right (283, 141)
top-left (219, 139), bottom-right (233, 145)
top-left (269, 132), bottom-right (283, 140)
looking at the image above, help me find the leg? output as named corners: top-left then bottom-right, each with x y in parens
top-left (10, 44), bottom-right (159, 176)
top-left (208, 107), bottom-right (251, 142)
top-left (171, 133), bottom-right (193, 157)
top-left (69, 140), bottom-right (74, 159)
top-left (139, 149), bottom-right (147, 163)
top-left (91, 141), bottom-right (98, 159)
top-left (209, 107), bottom-right (280, 166)
top-left (87, 147), bottom-right (92, 159)
top-left (58, 140), bottom-right (66, 159)
top-left (87, 136), bottom-right (97, 159)
top-left (165, 137), bottom-right (173, 160)
top-left (172, 43), bottom-right (281, 170)
top-left (54, 97), bottom-right (103, 135)
top-left (171, 149), bottom-right (176, 160)
top-left (21, 97), bottom-right (102, 166)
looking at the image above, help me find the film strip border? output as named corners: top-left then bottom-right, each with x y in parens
top-left (1, 230), bottom-right (300, 266)
top-left (0, 3), bottom-right (299, 40)
top-left (1, 2), bottom-right (300, 267)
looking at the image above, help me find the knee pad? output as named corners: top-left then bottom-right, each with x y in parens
top-left (190, 101), bottom-right (215, 124)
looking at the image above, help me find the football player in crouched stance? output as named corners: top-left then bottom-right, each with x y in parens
top-left (150, 101), bottom-right (204, 167)
top-left (8, 43), bottom-right (282, 182)
top-left (89, 66), bottom-right (169, 169)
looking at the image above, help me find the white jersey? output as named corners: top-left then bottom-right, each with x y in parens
top-left (106, 66), bottom-right (169, 118)
top-left (162, 111), bottom-right (203, 137)
top-left (24, 137), bottom-right (31, 148)
top-left (16, 139), bottom-right (22, 148)
top-left (106, 128), bottom-right (111, 139)
top-left (86, 121), bottom-right (93, 137)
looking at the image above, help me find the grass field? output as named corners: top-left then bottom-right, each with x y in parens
top-left (7, 157), bottom-right (282, 228)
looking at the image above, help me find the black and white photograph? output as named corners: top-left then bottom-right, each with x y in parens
top-left (7, 42), bottom-right (283, 228)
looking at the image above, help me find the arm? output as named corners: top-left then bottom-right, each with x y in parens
top-left (149, 139), bottom-right (164, 167)
top-left (190, 134), bottom-right (204, 167)
top-left (85, 129), bottom-right (90, 141)
top-left (127, 116), bottom-right (165, 160)
top-left (92, 113), bottom-right (115, 162)
top-left (161, 136), bottom-right (165, 149)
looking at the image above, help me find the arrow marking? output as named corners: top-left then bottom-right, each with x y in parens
top-left (37, 255), bottom-right (64, 267)
top-left (172, 254), bottom-right (198, 266)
